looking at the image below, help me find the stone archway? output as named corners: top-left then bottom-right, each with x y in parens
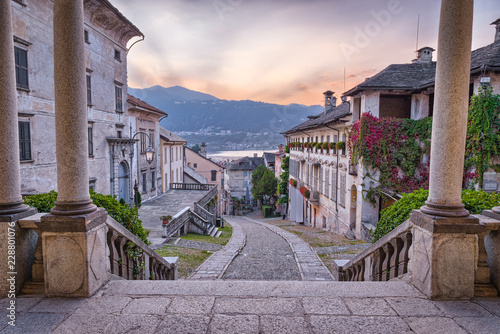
top-left (118, 161), bottom-right (130, 204)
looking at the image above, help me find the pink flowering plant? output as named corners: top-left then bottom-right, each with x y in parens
top-left (347, 113), bottom-right (432, 204)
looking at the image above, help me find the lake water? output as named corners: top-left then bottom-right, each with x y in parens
top-left (208, 150), bottom-right (276, 160)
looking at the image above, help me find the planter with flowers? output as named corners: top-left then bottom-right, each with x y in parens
top-left (299, 186), bottom-right (310, 199)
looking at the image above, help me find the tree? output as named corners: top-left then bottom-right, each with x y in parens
top-left (251, 165), bottom-right (266, 188)
top-left (251, 168), bottom-right (278, 202)
top-left (191, 144), bottom-right (201, 153)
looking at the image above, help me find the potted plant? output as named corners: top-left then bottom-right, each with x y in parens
top-left (160, 215), bottom-right (172, 225)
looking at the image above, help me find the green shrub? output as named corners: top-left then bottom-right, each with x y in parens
top-left (262, 205), bottom-right (273, 218)
top-left (24, 190), bottom-right (150, 244)
top-left (372, 189), bottom-right (500, 242)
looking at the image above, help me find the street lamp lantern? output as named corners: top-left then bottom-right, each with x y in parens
top-left (145, 144), bottom-right (154, 164)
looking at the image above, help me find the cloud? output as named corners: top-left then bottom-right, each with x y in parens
top-left (114, 0), bottom-right (499, 105)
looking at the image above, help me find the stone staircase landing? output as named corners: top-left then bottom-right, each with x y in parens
top-left (3, 280), bottom-right (499, 333)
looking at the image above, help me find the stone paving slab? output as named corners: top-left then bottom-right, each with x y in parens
top-left (242, 217), bottom-right (334, 281)
top-left (189, 217), bottom-right (246, 280)
top-left (3, 280), bottom-right (499, 333)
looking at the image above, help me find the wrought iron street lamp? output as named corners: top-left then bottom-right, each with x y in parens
top-left (130, 131), bottom-right (155, 164)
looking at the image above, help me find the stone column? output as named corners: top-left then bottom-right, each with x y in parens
top-left (0, 0), bottom-right (30, 217)
top-left (51, 0), bottom-right (96, 216)
top-left (38, 0), bottom-right (108, 297)
top-left (411, 0), bottom-right (484, 300)
top-left (420, 0), bottom-right (473, 217)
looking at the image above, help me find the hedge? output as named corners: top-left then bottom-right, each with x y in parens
top-left (24, 190), bottom-right (150, 244)
top-left (372, 189), bottom-right (500, 242)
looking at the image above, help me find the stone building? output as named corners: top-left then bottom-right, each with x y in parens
top-left (273, 144), bottom-right (286, 180)
top-left (160, 127), bottom-right (187, 191)
top-left (12, 0), bottom-right (143, 201)
top-left (127, 95), bottom-right (166, 202)
top-left (224, 155), bottom-right (265, 201)
top-left (282, 92), bottom-right (367, 238)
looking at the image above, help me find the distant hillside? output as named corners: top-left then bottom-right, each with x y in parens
top-left (128, 85), bottom-right (323, 151)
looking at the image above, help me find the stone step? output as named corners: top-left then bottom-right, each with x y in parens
top-left (102, 280), bottom-right (422, 298)
top-left (209, 226), bottom-right (219, 237)
top-left (207, 225), bottom-right (215, 235)
top-left (214, 230), bottom-right (222, 238)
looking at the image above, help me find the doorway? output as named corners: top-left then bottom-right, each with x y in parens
top-left (118, 161), bottom-right (129, 204)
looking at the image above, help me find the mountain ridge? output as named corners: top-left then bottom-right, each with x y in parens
top-left (128, 85), bottom-right (323, 151)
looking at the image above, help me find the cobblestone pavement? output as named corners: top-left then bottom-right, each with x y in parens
top-left (189, 217), bottom-right (246, 280)
top-left (223, 217), bottom-right (302, 280)
top-left (241, 217), bottom-right (334, 281)
top-left (138, 190), bottom-right (207, 245)
top-left (4, 280), bottom-right (499, 333)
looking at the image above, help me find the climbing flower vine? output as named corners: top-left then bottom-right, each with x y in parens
top-left (347, 113), bottom-right (432, 204)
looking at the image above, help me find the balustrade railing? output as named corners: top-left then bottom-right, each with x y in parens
top-left (195, 203), bottom-right (215, 225)
top-left (106, 216), bottom-right (177, 280)
top-left (195, 185), bottom-right (218, 208)
top-left (170, 183), bottom-right (215, 191)
top-left (337, 219), bottom-right (412, 282)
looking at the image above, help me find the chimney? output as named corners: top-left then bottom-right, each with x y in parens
top-left (413, 47), bottom-right (435, 63)
top-left (200, 142), bottom-right (207, 158)
top-left (323, 90), bottom-right (336, 114)
top-left (492, 18), bottom-right (500, 43)
top-left (278, 144), bottom-right (284, 154)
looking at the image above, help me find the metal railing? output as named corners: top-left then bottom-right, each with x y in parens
top-left (106, 216), bottom-right (177, 280)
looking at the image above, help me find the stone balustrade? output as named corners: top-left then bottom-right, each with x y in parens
top-left (195, 186), bottom-right (218, 208)
top-left (170, 183), bottom-right (215, 191)
top-left (106, 216), bottom-right (177, 280)
top-left (195, 203), bottom-right (215, 225)
top-left (337, 219), bottom-right (413, 282)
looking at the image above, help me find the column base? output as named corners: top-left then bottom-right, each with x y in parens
top-left (0, 202), bottom-right (34, 221)
top-left (50, 199), bottom-right (97, 216)
top-left (38, 208), bottom-right (109, 297)
top-left (420, 201), bottom-right (470, 218)
top-left (410, 210), bottom-right (483, 300)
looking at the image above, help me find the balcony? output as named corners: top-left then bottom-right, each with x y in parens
top-left (309, 190), bottom-right (320, 205)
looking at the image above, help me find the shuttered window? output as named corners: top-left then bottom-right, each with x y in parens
top-left (15, 47), bottom-right (29, 90)
top-left (19, 121), bottom-right (31, 161)
top-left (86, 75), bottom-right (92, 106)
top-left (115, 86), bottom-right (123, 112)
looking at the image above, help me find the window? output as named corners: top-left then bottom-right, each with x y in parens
top-left (341, 134), bottom-right (347, 156)
top-left (115, 86), bottom-right (123, 112)
top-left (114, 49), bottom-right (121, 61)
top-left (211, 170), bottom-right (217, 181)
top-left (84, 30), bottom-right (90, 44)
top-left (244, 181), bottom-right (248, 188)
top-left (331, 169), bottom-right (337, 202)
top-left (339, 174), bottom-right (346, 207)
top-left (149, 131), bottom-right (154, 149)
top-left (193, 163), bottom-right (198, 168)
top-left (243, 171), bottom-right (248, 177)
top-left (86, 74), bottom-right (92, 106)
top-left (117, 130), bottom-right (122, 138)
top-left (326, 135), bottom-right (330, 143)
top-left (142, 173), bottom-right (147, 193)
top-left (140, 132), bottom-right (147, 153)
top-left (88, 126), bottom-right (93, 156)
top-left (15, 47), bottom-right (29, 90)
top-left (325, 167), bottom-right (330, 198)
top-left (151, 171), bottom-right (156, 190)
top-left (19, 121), bottom-right (31, 161)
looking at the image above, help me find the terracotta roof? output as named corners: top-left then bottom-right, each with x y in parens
top-left (159, 127), bottom-right (187, 143)
top-left (282, 102), bottom-right (351, 135)
top-left (127, 94), bottom-right (167, 116)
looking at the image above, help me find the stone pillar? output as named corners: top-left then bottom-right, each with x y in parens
top-left (37, 0), bottom-right (109, 297)
top-left (51, 0), bottom-right (96, 216)
top-left (420, 0), bottom-right (473, 217)
top-left (0, 0), bottom-right (30, 217)
top-left (411, 0), bottom-right (483, 300)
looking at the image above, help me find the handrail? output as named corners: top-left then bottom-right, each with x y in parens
top-left (170, 183), bottom-right (215, 191)
top-left (106, 216), bottom-right (177, 280)
top-left (337, 219), bottom-right (413, 282)
top-left (195, 203), bottom-right (215, 225)
top-left (195, 186), bottom-right (218, 208)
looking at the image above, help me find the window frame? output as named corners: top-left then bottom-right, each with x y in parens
top-left (14, 46), bottom-right (29, 90)
top-left (142, 173), bottom-right (147, 193)
top-left (86, 74), bottom-right (92, 106)
top-left (211, 170), bottom-right (217, 181)
top-left (115, 86), bottom-right (123, 112)
top-left (18, 120), bottom-right (32, 161)
top-left (88, 125), bottom-right (94, 157)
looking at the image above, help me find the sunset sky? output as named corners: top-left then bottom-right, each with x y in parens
top-left (114, 0), bottom-right (499, 106)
